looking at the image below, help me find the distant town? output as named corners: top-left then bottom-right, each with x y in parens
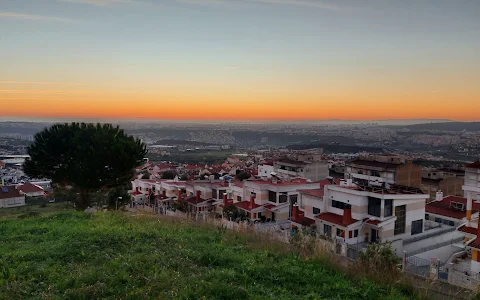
top-left (2, 120), bottom-right (480, 291)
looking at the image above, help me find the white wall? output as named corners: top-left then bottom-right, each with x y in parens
top-left (0, 196), bottom-right (26, 208)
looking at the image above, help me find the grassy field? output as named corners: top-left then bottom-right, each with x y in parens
top-left (0, 212), bottom-right (418, 299)
top-left (0, 202), bottom-right (73, 218)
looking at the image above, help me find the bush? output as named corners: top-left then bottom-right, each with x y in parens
top-left (18, 212), bottom-right (40, 219)
top-left (357, 241), bottom-right (401, 283)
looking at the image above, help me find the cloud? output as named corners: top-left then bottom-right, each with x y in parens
top-left (176, 0), bottom-right (227, 4)
top-left (59, 0), bottom-right (137, 6)
top-left (0, 81), bottom-right (88, 86)
top-left (175, 0), bottom-right (345, 10)
top-left (0, 12), bottom-right (74, 22)
top-left (251, 0), bottom-right (342, 10)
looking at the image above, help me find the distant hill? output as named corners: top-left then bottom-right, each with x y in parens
top-left (392, 122), bottom-right (480, 132)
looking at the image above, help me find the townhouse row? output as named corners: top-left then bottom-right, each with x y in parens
top-left (130, 176), bottom-right (429, 252)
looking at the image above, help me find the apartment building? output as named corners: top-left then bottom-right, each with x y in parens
top-left (299, 180), bottom-right (428, 249)
top-left (464, 161), bottom-right (480, 201)
top-left (274, 159), bottom-right (329, 181)
top-left (345, 154), bottom-right (422, 188)
top-left (232, 178), bottom-right (322, 221)
top-left (421, 168), bottom-right (463, 201)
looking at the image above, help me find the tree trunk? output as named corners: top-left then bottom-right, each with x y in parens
top-left (78, 189), bottom-right (89, 210)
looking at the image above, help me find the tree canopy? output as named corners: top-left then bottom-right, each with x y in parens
top-left (161, 170), bottom-right (176, 179)
top-left (24, 123), bottom-right (146, 209)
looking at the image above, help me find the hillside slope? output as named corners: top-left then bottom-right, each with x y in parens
top-left (0, 212), bottom-right (415, 299)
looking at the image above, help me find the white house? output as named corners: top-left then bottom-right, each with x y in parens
top-left (18, 182), bottom-right (45, 197)
top-left (0, 185), bottom-right (26, 208)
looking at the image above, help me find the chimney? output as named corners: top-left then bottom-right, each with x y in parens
top-left (435, 191), bottom-right (444, 201)
top-left (178, 189), bottom-right (182, 202)
top-left (223, 193), bottom-right (228, 207)
top-left (249, 195), bottom-right (255, 209)
top-left (136, 187), bottom-right (139, 193)
top-left (342, 207), bottom-right (354, 226)
top-left (196, 190), bottom-right (201, 202)
top-left (162, 189), bottom-right (166, 197)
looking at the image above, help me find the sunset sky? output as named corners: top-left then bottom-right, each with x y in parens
top-left (1, 0), bottom-right (479, 121)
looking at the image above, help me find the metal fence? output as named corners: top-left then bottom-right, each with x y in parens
top-left (405, 255), bottom-right (430, 277)
top-left (406, 236), bottom-right (464, 256)
top-left (403, 226), bottom-right (456, 245)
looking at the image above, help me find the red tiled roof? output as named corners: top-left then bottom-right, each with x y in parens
top-left (139, 179), bottom-right (157, 183)
top-left (316, 212), bottom-right (358, 227)
top-left (18, 182), bottom-right (44, 193)
top-left (235, 201), bottom-right (262, 211)
top-left (233, 181), bottom-right (244, 188)
top-left (426, 196), bottom-right (478, 219)
top-left (219, 200), bottom-right (234, 208)
top-left (129, 190), bottom-right (143, 196)
top-left (291, 213), bottom-right (315, 227)
top-left (366, 219), bottom-right (381, 225)
top-left (458, 225), bottom-right (477, 235)
top-left (156, 163), bottom-right (172, 170)
top-left (466, 161), bottom-right (480, 169)
top-left (185, 165), bottom-right (198, 170)
top-left (0, 185), bottom-right (22, 199)
top-left (299, 189), bottom-right (324, 198)
top-left (263, 204), bottom-right (276, 210)
top-left (186, 196), bottom-right (207, 205)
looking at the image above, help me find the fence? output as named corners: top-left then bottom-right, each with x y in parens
top-left (406, 236), bottom-right (464, 257)
top-left (403, 226), bottom-right (456, 245)
top-left (405, 255), bottom-right (431, 277)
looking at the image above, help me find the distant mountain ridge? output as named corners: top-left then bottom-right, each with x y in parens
top-left (392, 122), bottom-right (480, 131)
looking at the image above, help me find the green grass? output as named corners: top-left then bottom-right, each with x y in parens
top-left (0, 212), bottom-right (417, 299)
top-left (0, 202), bottom-right (72, 218)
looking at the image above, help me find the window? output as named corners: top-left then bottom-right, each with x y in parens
top-left (332, 200), bottom-right (351, 210)
top-left (371, 170), bottom-right (380, 177)
top-left (279, 193), bottom-right (288, 203)
top-left (425, 213), bottom-right (429, 220)
top-left (448, 220), bottom-right (455, 226)
top-left (237, 196), bottom-right (242, 202)
top-left (354, 229), bottom-right (359, 238)
top-left (394, 205), bottom-right (406, 235)
top-left (368, 197), bottom-right (381, 217)
top-left (212, 189), bottom-right (218, 199)
top-left (268, 191), bottom-right (277, 203)
top-left (219, 190), bottom-right (226, 199)
top-left (251, 192), bottom-right (256, 198)
top-left (289, 194), bottom-right (298, 205)
top-left (313, 207), bottom-right (321, 215)
top-left (324, 224), bottom-right (332, 237)
top-left (336, 228), bottom-right (344, 237)
top-left (434, 217), bottom-right (442, 223)
top-left (384, 199), bottom-right (393, 217)
top-left (411, 219), bottom-right (423, 235)
top-left (8, 199), bottom-right (15, 205)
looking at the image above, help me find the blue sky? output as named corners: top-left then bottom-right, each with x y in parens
top-left (1, 0), bottom-right (479, 120)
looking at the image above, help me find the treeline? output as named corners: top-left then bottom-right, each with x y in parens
top-left (286, 143), bottom-right (384, 153)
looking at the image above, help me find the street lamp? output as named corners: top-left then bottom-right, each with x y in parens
top-left (356, 217), bottom-right (375, 249)
top-left (116, 196), bottom-right (122, 211)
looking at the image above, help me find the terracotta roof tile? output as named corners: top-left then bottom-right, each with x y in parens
top-left (315, 212), bottom-right (358, 227)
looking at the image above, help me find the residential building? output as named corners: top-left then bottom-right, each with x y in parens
top-left (421, 169), bottom-right (463, 201)
top-left (304, 180), bottom-right (428, 251)
top-left (274, 159), bottom-right (329, 181)
top-left (0, 185), bottom-right (26, 208)
top-left (345, 154), bottom-right (422, 188)
top-left (233, 178), bottom-right (322, 221)
top-left (18, 182), bottom-right (45, 197)
top-left (464, 161), bottom-right (480, 201)
top-left (425, 192), bottom-right (473, 227)
top-left (258, 162), bottom-right (275, 179)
